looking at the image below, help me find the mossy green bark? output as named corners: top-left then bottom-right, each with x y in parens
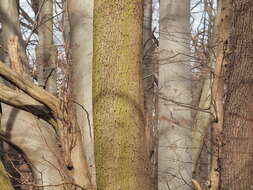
top-left (0, 161), bottom-right (14, 190)
top-left (93, 1), bottom-right (152, 190)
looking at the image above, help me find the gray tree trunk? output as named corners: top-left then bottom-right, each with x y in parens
top-left (158, 0), bottom-right (193, 189)
top-left (36, 0), bottom-right (57, 94)
top-left (66, 0), bottom-right (96, 186)
top-left (0, 0), bottom-right (28, 69)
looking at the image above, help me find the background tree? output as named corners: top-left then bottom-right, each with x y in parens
top-left (158, 0), bottom-right (193, 189)
top-left (143, 0), bottom-right (158, 188)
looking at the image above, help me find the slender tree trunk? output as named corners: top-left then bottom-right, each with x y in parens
top-left (36, 0), bottom-right (57, 94)
top-left (192, 1), bottom-right (216, 187)
top-left (158, 0), bottom-right (193, 189)
top-left (143, 0), bottom-right (158, 189)
top-left (66, 0), bottom-right (95, 187)
top-left (220, 0), bottom-right (253, 189)
top-left (208, 0), bottom-right (231, 189)
top-left (93, 1), bottom-right (152, 189)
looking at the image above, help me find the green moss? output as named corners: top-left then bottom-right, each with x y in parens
top-left (93, 1), bottom-right (151, 190)
top-left (0, 161), bottom-right (14, 190)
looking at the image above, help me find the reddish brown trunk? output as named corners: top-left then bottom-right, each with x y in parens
top-left (220, 1), bottom-right (253, 189)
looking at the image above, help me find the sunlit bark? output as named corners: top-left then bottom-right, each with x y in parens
top-left (66, 0), bottom-right (95, 187)
top-left (93, 1), bottom-right (152, 189)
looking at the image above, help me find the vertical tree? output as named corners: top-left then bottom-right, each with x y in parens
top-left (158, 0), bottom-right (193, 189)
top-left (66, 0), bottom-right (95, 186)
top-left (93, 1), bottom-right (152, 189)
top-left (220, 0), bottom-right (253, 189)
top-left (143, 0), bottom-right (158, 188)
top-left (36, 0), bottom-right (57, 93)
top-left (208, 0), bottom-right (230, 189)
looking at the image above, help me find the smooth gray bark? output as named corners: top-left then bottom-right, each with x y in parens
top-left (158, 0), bottom-right (193, 189)
top-left (66, 0), bottom-right (96, 186)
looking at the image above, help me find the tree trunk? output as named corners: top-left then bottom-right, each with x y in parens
top-left (0, 2), bottom-right (72, 189)
top-left (220, 0), bottom-right (253, 189)
top-left (93, 1), bottom-right (152, 189)
top-left (36, 0), bottom-right (57, 94)
top-left (208, 0), bottom-right (231, 189)
top-left (0, 0), bottom-right (28, 69)
top-left (1, 105), bottom-right (72, 190)
top-left (143, 0), bottom-right (158, 188)
top-left (66, 0), bottom-right (95, 187)
top-left (158, 0), bottom-right (193, 189)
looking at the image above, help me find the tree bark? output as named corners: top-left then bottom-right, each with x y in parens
top-left (0, 3), bottom-right (72, 189)
top-left (93, 1), bottom-right (152, 189)
top-left (208, 0), bottom-right (231, 189)
top-left (143, 0), bottom-right (158, 188)
top-left (66, 0), bottom-right (95, 187)
top-left (220, 0), bottom-right (253, 189)
top-left (0, 0), bottom-right (28, 69)
top-left (158, 0), bottom-right (193, 189)
top-left (36, 0), bottom-right (57, 94)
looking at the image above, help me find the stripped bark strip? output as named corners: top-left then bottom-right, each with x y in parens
top-left (208, 0), bottom-right (231, 189)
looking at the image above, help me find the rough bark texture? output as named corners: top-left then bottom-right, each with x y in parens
top-left (93, 1), bottom-right (152, 190)
top-left (66, 0), bottom-right (95, 187)
top-left (158, 0), bottom-right (193, 189)
top-left (220, 1), bottom-right (253, 189)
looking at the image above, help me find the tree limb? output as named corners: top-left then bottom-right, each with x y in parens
top-left (0, 83), bottom-right (56, 127)
top-left (0, 61), bottom-right (60, 114)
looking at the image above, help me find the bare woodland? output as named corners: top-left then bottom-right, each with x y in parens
top-left (0, 0), bottom-right (252, 190)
